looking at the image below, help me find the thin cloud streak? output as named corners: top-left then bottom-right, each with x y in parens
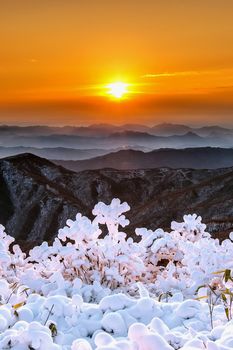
top-left (142, 71), bottom-right (200, 78)
top-left (141, 68), bottom-right (233, 79)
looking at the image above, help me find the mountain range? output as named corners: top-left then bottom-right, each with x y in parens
top-left (0, 128), bottom-right (233, 151)
top-left (1, 123), bottom-right (232, 137)
top-left (54, 147), bottom-right (233, 172)
top-left (1, 153), bottom-right (233, 249)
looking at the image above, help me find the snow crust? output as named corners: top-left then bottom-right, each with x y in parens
top-left (1, 199), bottom-right (233, 349)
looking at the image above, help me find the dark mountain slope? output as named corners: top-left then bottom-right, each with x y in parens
top-left (0, 146), bottom-right (111, 160)
top-left (54, 147), bottom-right (233, 172)
top-left (0, 154), bottom-right (90, 245)
top-left (1, 154), bottom-right (233, 247)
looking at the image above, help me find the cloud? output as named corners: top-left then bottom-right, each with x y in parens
top-left (141, 71), bottom-right (200, 78)
top-left (141, 67), bottom-right (233, 79)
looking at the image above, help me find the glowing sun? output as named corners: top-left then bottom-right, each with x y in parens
top-left (107, 82), bottom-right (128, 99)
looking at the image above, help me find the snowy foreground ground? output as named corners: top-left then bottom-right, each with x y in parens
top-left (1, 199), bottom-right (233, 349)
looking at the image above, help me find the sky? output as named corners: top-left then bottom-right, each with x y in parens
top-left (0, 0), bottom-right (233, 126)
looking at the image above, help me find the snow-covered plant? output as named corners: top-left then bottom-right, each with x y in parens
top-left (171, 214), bottom-right (210, 242)
top-left (197, 269), bottom-right (233, 328)
top-left (21, 199), bottom-right (145, 294)
top-left (92, 198), bottom-right (130, 236)
top-left (0, 224), bottom-right (15, 276)
top-left (0, 321), bottom-right (60, 349)
top-left (1, 199), bottom-right (233, 301)
top-left (1, 199), bottom-right (233, 349)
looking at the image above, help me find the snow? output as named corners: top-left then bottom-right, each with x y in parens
top-left (1, 198), bottom-right (233, 349)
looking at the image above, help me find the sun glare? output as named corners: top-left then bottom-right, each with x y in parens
top-left (107, 82), bottom-right (128, 99)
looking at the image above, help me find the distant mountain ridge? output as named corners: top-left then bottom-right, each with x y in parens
top-left (1, 153), bottom-right (233, 247)
top-left (1, 128), bottom-right (232, 149)
top-left (0, 146), bottom-right (112, 160)
top-left (0, 123), bottom-right (232, 137)
top-left (54, 147), bottom-right (233, 172)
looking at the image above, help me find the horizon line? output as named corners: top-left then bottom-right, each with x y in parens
top-left (0, 122), bottom-right (233, 129)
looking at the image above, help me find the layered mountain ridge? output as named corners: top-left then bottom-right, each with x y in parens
top-left (54, 147), bottom-right (233, 172)
top-left (0, 123), bottom-right (232, 150)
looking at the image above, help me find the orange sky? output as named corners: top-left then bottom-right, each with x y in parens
top-left (0, 0), bottom-right (233, 126)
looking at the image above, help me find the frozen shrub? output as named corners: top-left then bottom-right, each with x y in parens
top-left (1, 199), bottom-right (233, 349)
